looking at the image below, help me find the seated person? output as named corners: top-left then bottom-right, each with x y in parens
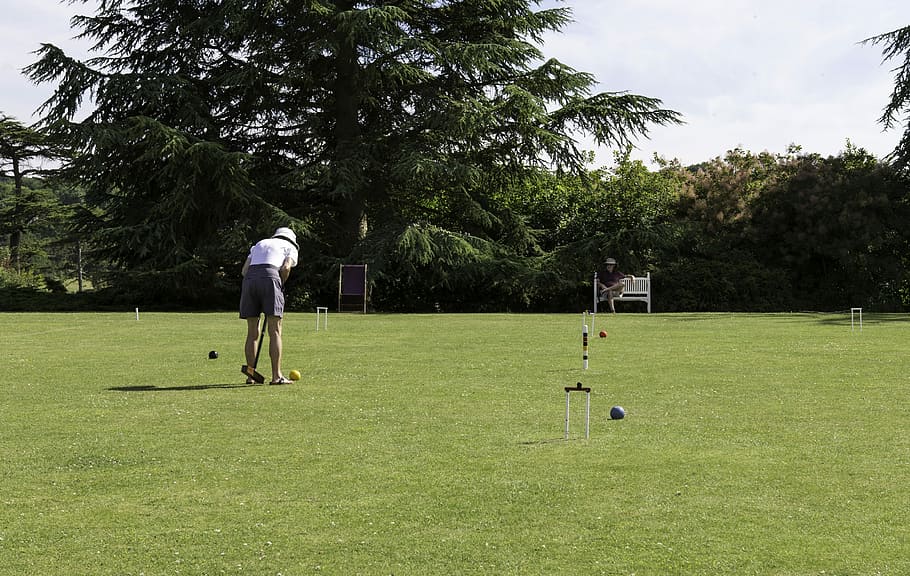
top-left (597, 258), bottom-right (633, 313)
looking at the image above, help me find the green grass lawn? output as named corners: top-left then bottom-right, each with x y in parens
top-left (2, 311), bottom-right (909, 575)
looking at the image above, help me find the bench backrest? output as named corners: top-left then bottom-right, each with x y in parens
top-left (622, 274), bottom-right (650, 296)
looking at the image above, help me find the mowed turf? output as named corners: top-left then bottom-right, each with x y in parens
top-left (2, 311), bottom-right (909, 575)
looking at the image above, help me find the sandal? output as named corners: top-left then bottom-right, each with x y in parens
top-left (269, 376), bottom-right (293, 385)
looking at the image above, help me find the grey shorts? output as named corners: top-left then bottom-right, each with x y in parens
top-left (239, 265), bottom-right (285, 318)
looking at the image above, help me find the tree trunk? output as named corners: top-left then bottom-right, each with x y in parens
top-left (9, 155), bottom-right (22, 271)
top-left (332, 2), bottom-right (367, 256)
top-left (77, 240), bottom-right (84, 292)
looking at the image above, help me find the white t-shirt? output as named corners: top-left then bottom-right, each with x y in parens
top-left (248, 237), bottom-right (298, 268)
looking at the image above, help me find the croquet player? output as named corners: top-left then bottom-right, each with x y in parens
top-left (596, 258), bottom-right (633, 313)
top-left (240, 227), bottom-right (299, 384)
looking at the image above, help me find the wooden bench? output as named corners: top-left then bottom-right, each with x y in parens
top-left (593, 272), bottom-right (652, 313)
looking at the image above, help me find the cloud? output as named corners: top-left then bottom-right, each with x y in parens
top-left (0, 1), bottom-right (89, 122)
top-left (1, 0), bottom-right (904, 167)
top-left (537, 0), bottom-right (905, 165)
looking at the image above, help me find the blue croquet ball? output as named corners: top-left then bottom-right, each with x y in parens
top-left (610, 406), bottom-right (625, 420)
top-left (208, 350), bottom-right (218, 359)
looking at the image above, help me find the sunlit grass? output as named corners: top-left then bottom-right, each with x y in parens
top-left (2, 311), bottom-right (909, 575)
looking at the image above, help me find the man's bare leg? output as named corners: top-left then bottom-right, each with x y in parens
top-left (245, 317), bottom-right (261, 366)
top-left (607, 283), bottom-right (623, 313)
top-left (267, 315), bottom-right (284, 382)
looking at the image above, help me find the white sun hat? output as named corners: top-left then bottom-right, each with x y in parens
top-left (272, 227), bottom-right (298, 249)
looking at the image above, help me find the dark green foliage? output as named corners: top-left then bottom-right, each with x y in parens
top-left (0, 115), bottom-right (69, 276)
top-left (863, 25), bottom-right (910, 171)
top-left (748, 145), bottom-right (910, 310)
top-left (512, 152), bottom-right (681, 312)
top-left (656, 252), bottom-right (793, 313)
top-left (0, 285), bottom-right (119, 311)
top-left (0, 175), bottom-right (74, 289)
top-left (671, 148), bottom-right (784, 235)
top-left (347, 221), bottom-right (538, 312)
top-left (656, 145), bottom-right (910, 312)
top-left (24, 0), bottom-right (680, 307)
top-left (15, 5), bottom-right (909, 312)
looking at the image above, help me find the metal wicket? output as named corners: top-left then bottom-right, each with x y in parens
top-left (851, 307), bottom-right (862, 332)
top-left (316, 306), bottom-right (328, 331)
top-left (564, 382), bottom-right (591, 439)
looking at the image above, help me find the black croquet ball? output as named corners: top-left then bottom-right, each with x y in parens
top-left (208, 350), bottom-right (219, 359)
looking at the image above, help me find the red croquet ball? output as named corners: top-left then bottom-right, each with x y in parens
top-left (599, 330), bottom-right (607, 338)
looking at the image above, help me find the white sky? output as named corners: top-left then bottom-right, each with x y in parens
top-left (538, 0), bottom-right (907, 166)
top-left (1, 0), bottom-right (906, 167)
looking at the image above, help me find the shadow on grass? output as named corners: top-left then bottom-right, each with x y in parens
top-left (650, 312), bottom-right (910, 326)
top-left (811, 312), bottom-right (910, 326)
top-left (108, 383), bottom-right (261, 392)
top-left (519, 437), bottom-right (587, 445)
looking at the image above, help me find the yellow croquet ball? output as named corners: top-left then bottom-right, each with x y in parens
top-left (288, 369), bottom-right (301, 381)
